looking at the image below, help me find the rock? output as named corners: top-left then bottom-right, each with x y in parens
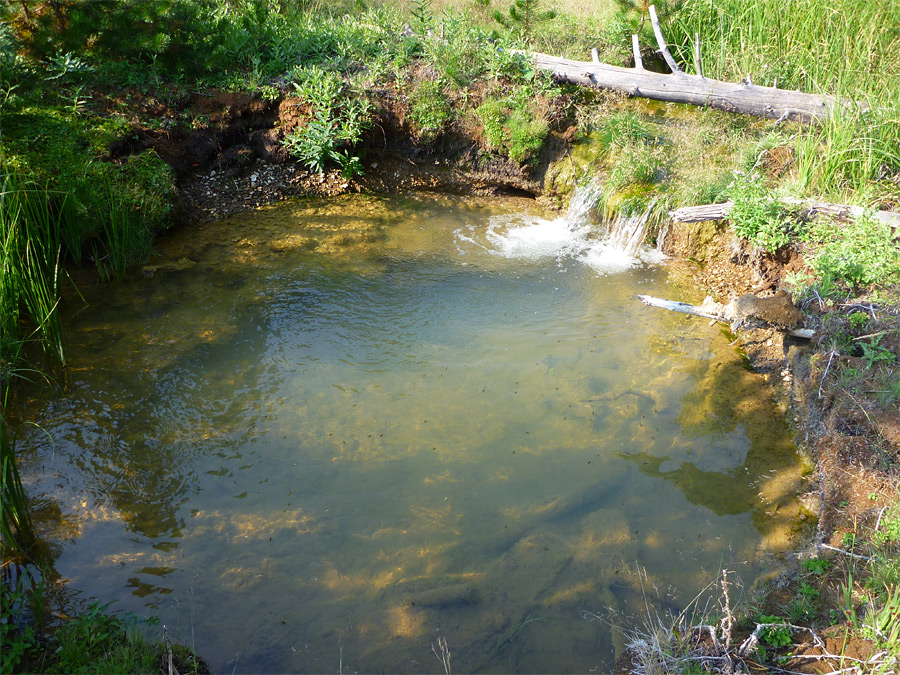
top-left (406, 583), bottom-right (477, 607)
top-left (729, 290), bottom-right (803, 330)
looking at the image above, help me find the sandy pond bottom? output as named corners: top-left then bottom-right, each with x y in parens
top-left (21, 194), bottom-right (810, 673)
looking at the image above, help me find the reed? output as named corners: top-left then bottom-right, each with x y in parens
top-left (0, 166), bottom-right (66, 378)
top-left (671, 0), bottom-right (900, 200)
top-left (0, 419), bottom-right (36, 556)
top-left (93, 175), bottom-right (153, 282)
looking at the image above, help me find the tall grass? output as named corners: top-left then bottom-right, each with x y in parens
top-left (1, 419), bottom-right (36, 556)
top-left (670, 0), bottom-right (900, 200)
top-left (0, 166), bottom-right (67, 383)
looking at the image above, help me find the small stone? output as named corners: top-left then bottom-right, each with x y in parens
top-left (766, 339), bottom-right (773, 346)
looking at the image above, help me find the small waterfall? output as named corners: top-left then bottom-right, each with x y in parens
top-left (564, 179), bottom-right (605, 230)
top-left (467, 177), bottom-right (664, 274)
top-left (656, 221), bottom-right (670, 254)
top-left (605, 198), bottom-right (658, 256)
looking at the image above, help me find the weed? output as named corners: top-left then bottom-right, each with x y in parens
top-left (758, 615), bottom-right (792, 647)
top-left (802, 557), bottom-right (831, 576)
top-left (806, 213), bottom-right (900, 288)
top-left (0, 569), bottom-right (37, 674)
top-left (409, 80), bottom-right (452, 144)
top-left (727, 172), bottom-right (794, 253)
top-left (860, 335), bottom-right (896, 368)
top-left (848, 311), bottom-right (870, 331)
top-left (475, 87), bottom-right (548, 164)
top-left (411, 0), bottom-right (434, 36)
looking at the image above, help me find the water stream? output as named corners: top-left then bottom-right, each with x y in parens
top-left (18, 192), bottom-right (808, 673)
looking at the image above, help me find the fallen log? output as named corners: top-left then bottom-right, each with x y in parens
top-left (526, 4), bottom-right (847, 122)
top-left (637, 294), bottom-right (816, 339)
top-left (670, 198), bottom-right (900, 234)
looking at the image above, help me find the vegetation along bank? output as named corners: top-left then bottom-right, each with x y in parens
top-left (2, 0), bottom-right (899, 672)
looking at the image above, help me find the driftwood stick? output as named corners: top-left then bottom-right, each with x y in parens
top-left (670, 198), bottom-right (900, 233)
top-left (648, 5), bottom-right (682, 74)
top-left (523, 6), bottom-right (853, 121)
top-left (631, 34), bottom-right (644, 70)
top-left (637, 295), bottom-right (815, 339)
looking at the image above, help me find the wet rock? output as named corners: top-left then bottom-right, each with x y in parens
top-left (406, 583), bottom-right (477, 607)
top-left (731, 290), bottom-right (803, 330)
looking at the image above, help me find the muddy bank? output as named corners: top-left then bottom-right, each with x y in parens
top-left (663, 220), bottom-right (899, 543)
top-left (111, 87), bottom-right (567, 224)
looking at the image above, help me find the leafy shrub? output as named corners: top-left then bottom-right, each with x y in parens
top-left (409, 80), bottom-right (451, 144)
top-left (758, 616), bottom-right (792, 648)
top-left (728, 172), bottom-right (794, 252)
top-left (282, 96), bottom-right (373, 177)
top-left (476, 87), bottom-right (548, 164)
top-left (289, 64), bottom-right (344, 113)
top-left (806, 213), bottom-right (900, 287)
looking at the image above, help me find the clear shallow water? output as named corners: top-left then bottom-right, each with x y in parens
top-left (19, 193), bottom-right (808, 673)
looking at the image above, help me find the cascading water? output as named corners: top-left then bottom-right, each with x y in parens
top-left (465, 178), bottom-right (665, 274)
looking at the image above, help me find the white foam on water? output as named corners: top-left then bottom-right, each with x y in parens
top-left (485, 213), bottom-right (591, 260)
top-left (456, 180), bottom-right (666, 274)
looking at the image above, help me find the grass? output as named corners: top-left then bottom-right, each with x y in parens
top-left (0, 166), bottom-right (67, 378)
top-left (0, 568), bottom-right (208, 675)
top-left (1, 420), bottom-right (36, 558)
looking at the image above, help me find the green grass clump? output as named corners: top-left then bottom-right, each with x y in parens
top-left (806, 214), bottom-right (900, 288)
top-left (476, 87), bottom-right (548, 164)
top-left (409, 80), bottom-right (452, 144)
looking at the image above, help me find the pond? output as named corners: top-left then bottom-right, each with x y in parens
top-left (19, 193), bottom-right (809, 673)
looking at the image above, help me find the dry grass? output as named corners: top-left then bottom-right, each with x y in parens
top-left (385, 0), bottom-right (619, 22)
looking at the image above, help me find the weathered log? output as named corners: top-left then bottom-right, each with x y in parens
top-left (670, 198), bottom-right (900, 234)
top-left (525, 4), bottom-right (847, 122)
top-left (530, 51), bottom-right (842, 122)
top-left (637, 294), bottom-right (816, 339)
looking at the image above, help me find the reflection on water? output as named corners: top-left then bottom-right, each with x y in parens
top-left (18, 194), bottom-right (809, 673)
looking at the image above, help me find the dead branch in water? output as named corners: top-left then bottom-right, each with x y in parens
top-left (637, 294), bottom-right (816, 339)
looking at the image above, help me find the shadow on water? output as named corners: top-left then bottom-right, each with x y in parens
top-left (620, 327), bottom-right (812, 548)
top-left (15, 193), bottom-right (811, 673)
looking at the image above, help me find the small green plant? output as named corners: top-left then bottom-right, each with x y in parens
top-left (758, 615), bottom-right (792, 648)
top-left (411, 0), bottom-right (433, 36)
top-left (803, 557), bottom-right (832, 575)
top-left (874, 504), bottom-right (900, 545)
top-left (860, 335), bottom-right (896, 368)
top-left (409, 80), bottom-right (451, 144)
top-left (806, 213), bottom-right (900, 288)
top-left (492, 0), bottom-right (557, 42)
top-left (475, 87), bottom-right (548, 164)
top-left (282, 93), bottom-right (372, 176)
top-left (849, 311), bottom-right (870, 331)
top-left (727, 172), bottom-right (794, 253)
top-left (0, 570), bottom-right (37, 673)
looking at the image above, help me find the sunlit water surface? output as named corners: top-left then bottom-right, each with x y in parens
top-left (19, 194), bottom-right (809, 673)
